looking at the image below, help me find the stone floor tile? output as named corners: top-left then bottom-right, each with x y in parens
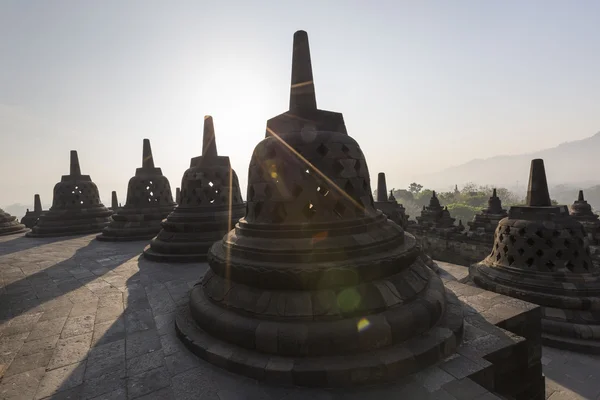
top-left (125, 329), bottom-right (161, 360)
top-left (88, 339), bottom-right (125, 364)
top-left (39, 384), bottom-right (83, 399)
top-left (159, 333), bottom-right (186, 356)
top-left (124, 309), bottom-right (155, 334)
top-left (0, 367), bottom-right (45, 399)
top-left (35, 361), bottom-right (86, 400)
top-left (81, 364), bottom-right (127, 400)
top-left (88, 387), bottom-right (127, 400)
top-left (134, 387), bottom-right (175, 400)
top-left (91, 318), bottom-right (125, 346)
top-left (127, 366), bottom-right (171, 399)
top-left (164, 350), bottom-right (200, 376)
top-left (61, 315), bottom-right (96, 339)
top-left (98, 294), bottom-right (123, 310)
top-left (19, 336), bottom-right (60, 357)
top-left (69, 300), bottom-right (99, 318)
top-left (4, 349), bottom-right (54, 377)
top-left (126, 349), bottom-right (164, 377)
top-left (96, 306), bottom-right (124, 325)
top-left (47, 333), bottom-right (92, 370)
top-left (27, 317), bottom-right (68, 342)
top-left (170, 365), bottom-right (220, 399)
top-left (153, 313), bottom-right (174, 337)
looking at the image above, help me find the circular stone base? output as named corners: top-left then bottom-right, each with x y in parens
top-left (26, 226), bottom-right (107, 238)
top-left (96, 233), bottom-right (156, 242)
top-left (175, 290), bottom-right (463, 387)
top-left (470, 263), bottom-right (600, 354)
top-left (0, 227), bottom-right (29, 237)
top-left (142, 245), bottom-right (209, 263)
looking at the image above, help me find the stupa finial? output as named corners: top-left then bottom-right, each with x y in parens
top-left (377, 172), bottom-right (388, 202)
top-left (492, 188), bottom-right (497, 198)
top-left (432, 190), bottom-right (437, 198)
top-left (289, 30), bottom-right (317, 111)
top-left (142, 139), bottom-right (155, 169)
top-left (70, 150), bottom-right (81, 176)
top-left (526, 159), bottom-right (551, 207)
top-left (111, 191), bottom-right (118, 210)
top-left (202, 115), bottom-right (218, 157)
top-left (34, 194), bottom-right (41, 213)
top-left (578, 190), bottom-right (584, 202)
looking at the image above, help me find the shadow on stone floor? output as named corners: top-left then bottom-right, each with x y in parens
top-left (31, 248), bottom-right (208, 399)
top-left (0, 234), bottom-right (75, 257)
top-left (0, 237), bottom-right (148, 324)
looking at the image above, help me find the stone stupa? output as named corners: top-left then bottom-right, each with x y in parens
top-left (416, 191), bottom-right (456, 229)
top-left (470, 159), bottom-right (600, 353)
top-left (468, 188), bottom-right (507, 234)
top-left (0, 208), bottom-right (27, 236)
top-left (20, 194), bottom-right (45, 228)
top-left (27, 151), bottom-right (112, 237)
top-left (175, 30), bottom-right (464, 387)
top-left (97, 139), bottom-right (176, 241)
top-left (569, 190), bottom-right (600, 245)
top-left (374, 172), bottom-right (408, 229)
top-left (175, 187), bottom-right (181, 204)
top-left (143, 116), bottom-right (245, 262)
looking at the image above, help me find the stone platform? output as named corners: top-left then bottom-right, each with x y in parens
top-left (0, 234), bottom-right (597, 399)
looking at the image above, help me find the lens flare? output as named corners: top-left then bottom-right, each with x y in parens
top-left (357, 317), bottom-right (371, 332)
top-left (337, 287), bottom-right (361, 313)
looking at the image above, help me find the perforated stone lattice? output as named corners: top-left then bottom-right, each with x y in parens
top-left (52, 181), bottom-right (102, 209)
top-left (125, 176), bottom-right (174, 207)
top-left (487, 220), bottom-right (593, 273)
top-left (245, 132), bottom-right (376, 224)
top-left (180, 168), bottom-right (243, 207)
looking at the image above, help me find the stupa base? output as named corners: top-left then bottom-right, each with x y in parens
top-left (175, 289), bottom-right (463, 387)
top-left (142, 244), bottom-right (212, 263)
top-left (96, 223), bottom-right (163, 242)
top-left (0, 226), bottom-right (29, 236)
top-left (470, 263), bottom-right (600, 354)
top-left (26, 219), bottom-right (111, 238)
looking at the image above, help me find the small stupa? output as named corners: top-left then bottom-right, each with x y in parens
top-left (0, 208), bottom-right (28, 236)
top-left (27, 151), bottom-right (112, 237)
top-left (97, 139), bottom-right (176, 241)
top-left (470, 159), bottom-right (600, 353)
top-left (21, 194), bottom-right (45, 228)
top-left (175, 30), bottom-right (463, 386)
top-left (569, 190), bottom-right (600, 244)
top-left (468, 188), bottom-right (507, 234)
top-left (143, 116), bottom-right (245, 262)
top-left (416, 191), bottom-right (456, 229)
top-left (373, 173), bottom-right (408, 229)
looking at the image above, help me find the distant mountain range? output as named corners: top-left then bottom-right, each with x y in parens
top-left (417, 131), bottom-right (600, 194)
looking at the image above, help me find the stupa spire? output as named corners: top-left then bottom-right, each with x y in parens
top-left (111, 191), bottom-right (118, 210)
top-left (526, 159), bottom-right (551, 207)
top-left (202, 115), bottom-right (218, 157)
top-left (377, 172), bottom-right (388, 202)
top-left (142, 139), bottom-right (155, 169)
top-left (34, 194), bottom-right (42, 213)
top-left (492, 188), bottom-right (497, 198)
top-left (578, 190), bottom-right (584, 201)
top-left (70, 150), bottom-right (81, 176)
top-left (289, 30), bottom-right (317, 111)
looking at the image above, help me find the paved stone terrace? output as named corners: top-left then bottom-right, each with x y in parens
top-left (0, 234), bottom-right (598, 400)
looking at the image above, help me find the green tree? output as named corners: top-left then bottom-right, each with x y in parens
top-left (408, 182), bottom-right (423, 194)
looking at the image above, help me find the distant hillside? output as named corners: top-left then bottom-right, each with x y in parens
top-left (418, 132), bottom-right (600, 192)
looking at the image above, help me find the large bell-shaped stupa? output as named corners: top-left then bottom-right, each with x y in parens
top-left (175, 30), bottom-right (464, 387)
top-left (470, 159), bottom-right (600, 353)
top-left (143, 116), bottom-right (245, 262)
top-left (0, 209), bottom-right (27, 236)
top-left (27, 151), bottom-right (112, 237)
top-left (97, 139), bottom-right (176, 241)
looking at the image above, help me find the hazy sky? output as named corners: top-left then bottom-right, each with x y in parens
top-left (1, 0), bottom-right (600, 208)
